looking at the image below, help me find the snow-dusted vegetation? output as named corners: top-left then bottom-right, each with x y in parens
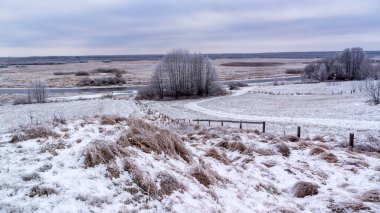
top-left (1, 111), bottom-right (379, 212)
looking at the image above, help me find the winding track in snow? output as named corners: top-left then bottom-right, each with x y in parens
top-left (184, 86), bottom-right (380, 130)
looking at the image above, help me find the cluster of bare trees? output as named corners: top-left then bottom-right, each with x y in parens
top-left (303, 47), bottom-right (379, 81)
top-left (138, 49), bottom-right (224, 99)
top-left (14, 80), bottom-right (48, 105)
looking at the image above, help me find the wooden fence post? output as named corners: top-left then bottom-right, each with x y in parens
top-left (297, 126), bottom-right (301, 138)
top-left (197, 120), bottom-right (199, 125)
top-left (208, 121), bottom-right (210, 126)
top-left (239, 120), bottom-right (242, 129)
top-left (221, 121), bottom-right (224, 126)
top-left (262, 122), bottom-right (266, 133)
top-left (349, 133), bottom-right (354, 148)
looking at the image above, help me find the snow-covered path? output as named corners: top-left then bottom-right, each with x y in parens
top-left (184, 86), bottom-right (380, 130)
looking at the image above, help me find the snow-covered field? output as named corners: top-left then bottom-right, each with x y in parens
top-left (0, 81), bottom-right (379, 212)
top-left (1, 113), bottom-right (379, 212)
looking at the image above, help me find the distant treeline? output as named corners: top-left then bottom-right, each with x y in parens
top-left (1, 51), bottom-right (380, 66)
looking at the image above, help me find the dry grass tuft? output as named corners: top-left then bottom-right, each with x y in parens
top-left (255, 183), bottom-right (281, 195)
top-left (157, 172), bottom-right (185, 196)
top-left (216, 141), bottom-right (247, 153)
top-left (204, 148), bottom-right (230, 165)
top-left (321, 153), bottom-right (338, 163)
top-left (106, 163), bottom-right (120, 178)
top-left (309, 146), bottom-right (326, 155)
top-left (328, 201), bottom-right (370, 212)
top-left (253, 147), bottom-right (276, 156)
top-left (276, 142), bottom-right (291, 157)
top-left (292, 181), bottom-right (319, 198)
top-left (100, 115), bottom-right (127, 125)
top-left (21, 173), bottom-right (41, 181)
top-left (84, 140), bottom-right (128, 168)
top-left (191, 170), bottom-right (212, 188)
top-left (123, 159), bottom-right (158, 197)
top-left (11, 126), bottom-right (58, 143)
top-left (312, 135), bottom-right (324, 142)
top-left (29, 185), bottom-right (57, 197)
top-left (118, 118), bottom-right (191, 163)
top-left (362, 189), bottom-right (380, 202)
top-left (40, 141), bottom-right (66, 156)
top-left (286, 135), bottom-right (299, 142)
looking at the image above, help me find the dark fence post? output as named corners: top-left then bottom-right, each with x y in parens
top-left (208, 121), bottom-right (210, 126)
top-left (262, 122), bottom-right (266, 133)
top-left (349, 133), bottom-right (354, 148)
top-left (239, 120), bottom-right (242, 129)
top-left (221, 121), bottom-right (224, 126)
top-left (197, 120), bottom-right (199, 125)
top-left (297, 126), bottom-right (301, 138)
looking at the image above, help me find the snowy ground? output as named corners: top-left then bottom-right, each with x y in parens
top-left (0, 114), bottom-right (379, 212)
top-left (0, 80), bottom-right (379, 212)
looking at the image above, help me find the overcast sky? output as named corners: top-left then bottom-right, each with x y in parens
top-left (0, 0), bottom-right (379, 56)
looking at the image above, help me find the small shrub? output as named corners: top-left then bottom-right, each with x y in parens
top-left (292, 181), bottom-right (319, 198)
top-left (228, 82), bottom-right (248, 90)
top-left (13, 96), bottom-right (31, 105)
top-left (53, 71), bottom-right (74, 75)
top-left (75, 71), bottom-right (90, 76)
top-left (253, 147), bottom-right (276, 156)
top-left (355, 134), bottom-right (380, 153)
top-left (76, 77), bottom-right (126, 87)
top-left (53, 114), bottom-right (67, 125)
top-left (276, 143), bottom-right (291, 157)
top-left (204, 148), bottom-right (230, 164)
top-left (29, 185), bottom-right (57, 197)
top-left (285, 69), bottom-right (303, 74)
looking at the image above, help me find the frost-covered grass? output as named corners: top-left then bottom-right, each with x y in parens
top-left (0, 114), bottom-right (379, 212)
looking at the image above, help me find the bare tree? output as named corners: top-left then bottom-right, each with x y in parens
top-left (138, 49), bottom-right (224, 99)
top-left (31, 80), bottom-right (48, 103)
top-left (366, 79), bottom-right (380, 105)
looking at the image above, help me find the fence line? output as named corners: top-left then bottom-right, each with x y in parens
top-left (193, 119), bottom-right (266, 132)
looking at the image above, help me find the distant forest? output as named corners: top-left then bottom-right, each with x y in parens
top-left (1, 51), bottom-right (379, 66)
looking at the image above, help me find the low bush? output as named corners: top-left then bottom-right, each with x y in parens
top-left (321, 153), bottom-right (338, 163)
top-left (21, 173), bottom-right (41, 181)
top-left (13, 96), bottom-right (31, 105)
top-left (285, 69), bottom-right (303, 74)
top-left (228, 82), bottom-right (248, 90)
top-left (309, 146), bottom-right (326, 155)
top-left (292, 181), bottom-right (319, 198)
top-left (75, 71), bottom-right (90, 76)
top-left (53, 71), bottom-right (74, 75)
top-left (76, 77), bottom-right (126, 87)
